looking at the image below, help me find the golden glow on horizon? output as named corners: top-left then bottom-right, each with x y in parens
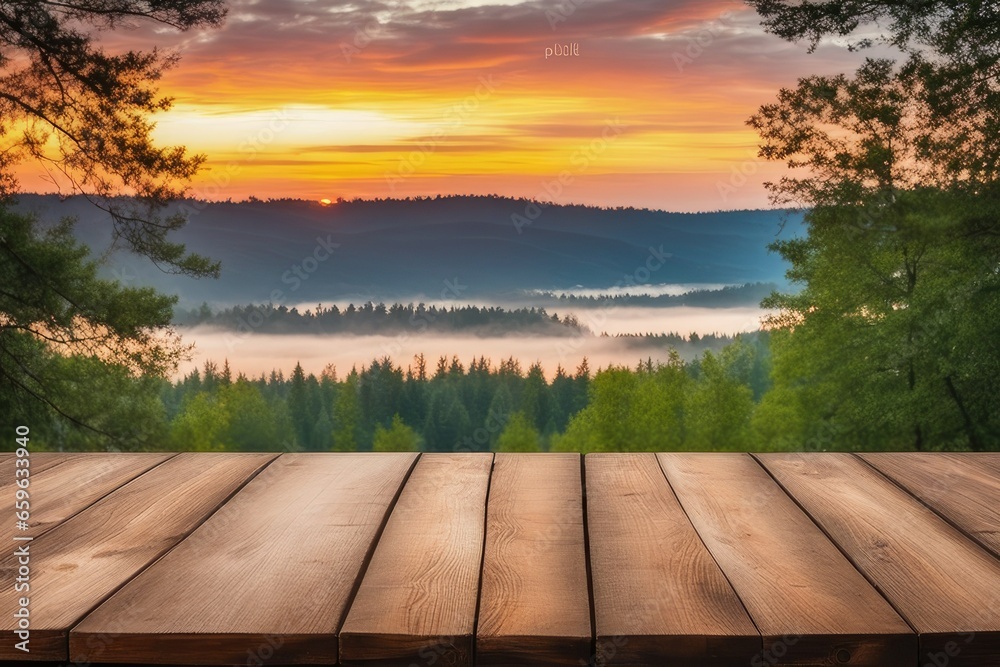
top-left (8, 1), bottom-right (830, 210)
top-left (142, 81), bottom-right (770, 209)
top-left (152, 105), bottom-right (427, 151)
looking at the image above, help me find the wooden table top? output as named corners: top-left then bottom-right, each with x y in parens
top-left (1, 451), bottom-right (998, 666)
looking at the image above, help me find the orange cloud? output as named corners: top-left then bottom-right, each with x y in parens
top-left (14, 0), bottom-right (876, 211)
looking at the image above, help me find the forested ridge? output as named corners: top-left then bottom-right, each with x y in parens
top-left (174, 302), bottom-right (590, 336)
top-left (527, 282), bottom-right (778, 307)
top-left (172, 283), bottom-right (778, 335)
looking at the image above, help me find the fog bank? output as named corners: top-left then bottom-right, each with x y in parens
top-left (177, 306), bottom-right (768, 379)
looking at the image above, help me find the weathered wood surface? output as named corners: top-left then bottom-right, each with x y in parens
top-left (476, 453), bottom-right (591, 667)
top-left (659, 453), bottom-right (914, 666)
top-left (761, 453), bottom-right (1000, 666)
top-left (0, 451), bottom-right (994, 666)
top-left (0, 452), bottom-right (275, 661)
top-left (1, 453), bottom-right (173, 543)
top-left (860, 452), bottom-right (1000, 557)
top-left (71, 453), bottom-right (417, 665)
top-left (586, 453), bottom-right (760, 666)
top-left (339, 453), bottom-right (493, 667)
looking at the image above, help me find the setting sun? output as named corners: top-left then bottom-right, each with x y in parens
top-left (21, 0), bottom-right (871, 212)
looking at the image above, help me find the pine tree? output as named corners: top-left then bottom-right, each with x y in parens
top-left (423, 383), bottom-right (472, 452)
top-left (288, 362), bottom-right (310, 449)
top-left (520, 362), bottom-right (551, 432)
top-left (331, 373), bottom-right (361, 452)
top-left (310, 406), bottom-right (333, 451)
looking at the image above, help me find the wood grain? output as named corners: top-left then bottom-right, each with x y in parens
top-left (1, 452), bottom-right (173, 543)
top-left (0, 451), bottom-right (988, 666)
top-left (0, 453), bottom-right (103, 509)
top-left (339, 453), bottom-right (493, 667)
top-left (860, 452), bottom-right (1000, 557)
top-left (476, 453), bottom-right (591, 666)
top-left (760, 453), bottom-right (1000, 666)
top-left (659, 453), bottom-right (914, 667)
top-left (0, 452), bottom-right (274, 661)
top-left (0, 451), bottom-right (80, 488)
top-left (586, 453), bottom-right (760, 667)
top-left (71, 453), bottom-right (417, 665)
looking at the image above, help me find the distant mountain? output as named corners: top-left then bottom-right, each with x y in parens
top-left (13, 194), bottom-right (803, 308)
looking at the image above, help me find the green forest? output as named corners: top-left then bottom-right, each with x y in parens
top-left (21, 339), bottom-right (772, 452)
top-left (1, 0), bottom-right (999, 452)
top-left (14, 326), bottom-right (996, 452)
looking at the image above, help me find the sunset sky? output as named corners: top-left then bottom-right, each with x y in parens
top-left (22, 0), bottom-right (881, 211)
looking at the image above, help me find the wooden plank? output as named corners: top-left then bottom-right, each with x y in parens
top-left (860, 453), bottom-right (1000, 557)
top-left (340, 453), bottom-right (493, 667)
top-left (71, 452), bottom-right (418, 665)
top-left (0, 451), bottom-right (75, 484)
top-left (659, 453), bottom-right (914, 667)
top-left (760, 453), bottom-right (1000, 666)
top-left (586, 453), bottom-right (759, 667)
top-left (2, 453), bottom-right (173, 543)
top-left (0, 452), bottom-right (94, 502)
top-left (0, 452), bottom-right (274, 661)
top-left (476, 453), bottom-right (591, 667)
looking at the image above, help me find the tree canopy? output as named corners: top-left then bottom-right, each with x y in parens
top-left (1, 0), bottom-right (224, 443)
top-left (0, 0), bottom-right (223, 275)
top-left (747, 0), bottom-right (1000, 194)
top-left (0, 206), bottom-right (187, 443)
top-left (748, 0), bottom-right (1000, 449)
top-left (746, 1), bottom-right (1000, 58)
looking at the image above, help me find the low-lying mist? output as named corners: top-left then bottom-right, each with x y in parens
top-left (176, 306), bottom-right (768, 380)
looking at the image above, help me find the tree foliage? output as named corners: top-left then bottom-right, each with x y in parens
top-left (331, 373), bottom-right (361, 452)
top-left (746, 1), bottom-right (1000, 58)
top-left (170, 378), bottom-right (287, 452)
top-left (748, 0), bottom-right (1000, 449)
top-left (0, 0), bottom-right (224, 276)
top-left (1, 1), bottom-right (224, 445)
top-left (373, 414), bottom-right (422, 452)
top-left (555, 347), bottom-right (763, 453)
top-left (494, 411), bottom-right (541, 453)
top-left (0, 206), bottom-right (186, 443)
